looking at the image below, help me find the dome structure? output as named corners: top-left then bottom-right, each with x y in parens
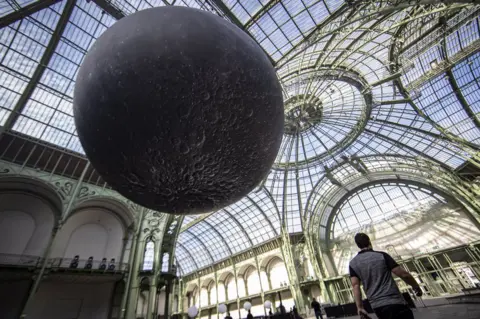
top-left (1, 2), bottom-right (480, 317)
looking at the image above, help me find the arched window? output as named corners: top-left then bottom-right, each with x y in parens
top-left (192, 287), bottom-right (199, 307)
top-left (245, 266), bottom-right (261, 295)
top-left (162, 252), bottom-right (170, 272)
top-left (217, 281), bottom-right (226, 302)
top-left (330, 182), bottom-right (480, 274)
top-left (200, 286), bottom-right (209, 307)
top-left (226, 274), bottom-right (237, 300)
top-left (209, 281), bottom-right (217, 305)
top-left (269, 260), bottom-right (289, 289)
top-left (142, 240), bottom-right (155, 271)
top-left (237, 276), bottom-right (246, 297)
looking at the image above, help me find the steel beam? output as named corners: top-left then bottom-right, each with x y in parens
top-left (180, 213), bottom-right (215, 232)
top-left (1, 0), bottom-right (76, 132)
top-left (244, 0), bottom-right (279, 29)
top-left (364, 128), bottom-right (453, 170)
top-left (177, 242), bottom-right (200, 270)
top-left (208, 0), bottom-right (275, 65)
top-left (372, 118), bottom-right (480, 150)
top-left (91, 0), bottom-right (125, 20)
top-left (322, 178), bottom-right (473, 246)
top-left (222, 208), bottom-right (254, 246)
top-left (203, 220), bottom-right (233, 255)
top-left (378, 98), bottom-right (411, 105)
top-left (0, 0), bottom-right (62, 29)
top-left (245, 195), bottom-right (278, 235)
top-left (439, 16), bottom-right (480, 130)
top-left (370, 72), bottom-right (402, 87)
top-left (445, 69), bottom-right (480, 129)
top-left (185, 230), bottom-right (215, 263)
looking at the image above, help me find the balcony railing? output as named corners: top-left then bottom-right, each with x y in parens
top-left (0, 254), bottom-right (41, 267)
top-left (0, 254), bottom-right (129, 273)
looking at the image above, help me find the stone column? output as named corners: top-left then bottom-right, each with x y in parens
top-left (254, 256), bottom-right (266, 316)
top-left (146, 276), bottom-right (158, 319)
top-left (120, 217), bottom-right (142, 318)
top-left (279, 231), bottom-right (306, 314)
top-left (20, 225), bottom-right (61, 318)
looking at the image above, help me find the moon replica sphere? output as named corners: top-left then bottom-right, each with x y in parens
top-left (73, 7), bottom-right (284, 215)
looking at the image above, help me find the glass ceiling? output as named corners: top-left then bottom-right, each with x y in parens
top-left (332, 183), bottom-right (446, 237)
top-left (1, 1), bottom-right (480, 276)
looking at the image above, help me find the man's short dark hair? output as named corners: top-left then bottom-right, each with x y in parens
top-left (354, 233), bottom-right (371, 249)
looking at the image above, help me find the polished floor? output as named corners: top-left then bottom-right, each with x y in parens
top-left (411, 304), bottom-right (480, 319)
top-left (316, 304), bottom-right (480, 319)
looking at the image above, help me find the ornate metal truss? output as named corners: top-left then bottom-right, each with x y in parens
top-left (1, 0), bottom-right (480, 280)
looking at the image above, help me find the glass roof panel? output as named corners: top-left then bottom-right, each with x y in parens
top-left (177, 230), bottom-right (213, 270)
top-left (0, 0), bottom-right (37, 18)
top-left (453, 52), bottom-right (480, 116)
top-left (188, 222), bottom-right (230, 261)
top-left (333, 183), bottom-right (444, 237)
top-left (412, 74), bottom-right (480, 145)
top-left (175, 244), bottom-right (198, 275)
top-left (10, 1), bottom-right (116, 153)
top-left (0, 1), bottom-right (66, 126)
top-left (175, 189), bottom-right (280, 275)
top-left (2, 0), bottom-right (480, 277)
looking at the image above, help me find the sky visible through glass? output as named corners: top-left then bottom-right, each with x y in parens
top-left (1, 1), bottom-right (479, 276)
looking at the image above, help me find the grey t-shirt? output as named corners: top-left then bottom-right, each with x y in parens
top-left (349, 249), bottom-right (405, 309)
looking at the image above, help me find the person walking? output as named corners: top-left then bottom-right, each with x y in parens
top-left (311, 298), bottom-right (323, 319)
top-left (349, 233), bottom-right (423, 319)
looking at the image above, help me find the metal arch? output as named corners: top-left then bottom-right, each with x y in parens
top-left (202, 219), bottom-right (233, 255)
top-left (306, 7), bottom-right (363, 71)
top-left (308, 173), bottom-right (437, 234)
top-left (261, 186), bottom-right (283, 221)
top-left (371, 119), bottom-right (480, 151)
top-left (91, 0), bottom-right (125, 20)
top-left (439, 20), bottom-right (480, 130)
top-left (275, 2), bottom-right (358, 67)
top-left (363, 129), bottom-right (456, 170)
top-left (0, 0), bottom-right (63, 29)
top-left (394, 67), bottom-right (480, 155)
top-left (222, 208), bottom-right (254, 247)
top-left (281, 135), bottom-right (295, 228)
top-left (176, 261), bottom-right (184, 277)
top-left (315, 8), bottom-right (392, 68)
top-left (280, 49), bottom-right (399, 86)
top-left (180, 213), bottom-right (215, 231)
top-left (445, 69), bottom-right (480, 129)
top-left (294, 132), bottom-right (305, 230)
top-left (243, 0), bottom-right (280, 29)
top-left (327, 13), bottom-right (396, 68)
top-left (322, 178), bottom-right (480, 248)
top-left (245, 195), bottom-right (278, 236)
top-left (208, 0), bottom-right (275, 66)
top-left (281, 65), bottom-right (370, 88)
top-left (1, 0), bottom-right (76, 132)
top-left (274, 67), bottom-right (373, 170)
top-left (184, 229), bottom-right (215, 264)
top-left (278, 1), bottom-right (474, 68)
top-left (302, 154), bottom-right (446, 221)
top-left (388, 8), bottom-right (480, 151)
top-left (176, 242), bottom-right (200, 271)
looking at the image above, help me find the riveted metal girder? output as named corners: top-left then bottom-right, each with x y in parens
top-left (91, 0), bottom-right (125, 19)
top-left (209, 0), bottom-right (275, 65)
top-left (0, 0), bottom-right (63, 29)
top-left (1, 0), bottom-right (76, 132)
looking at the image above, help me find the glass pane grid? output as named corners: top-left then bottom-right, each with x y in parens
top-left (333, 184), bottom-right (442, 237)
top-left (0, 2), bottom-right (65, 125)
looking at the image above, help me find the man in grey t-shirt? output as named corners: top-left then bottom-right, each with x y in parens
top-left (349, 233), bottom-right (422, 319)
